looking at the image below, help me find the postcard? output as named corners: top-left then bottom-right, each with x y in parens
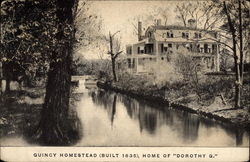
top-left (0, 0), bottom-right (249, 161)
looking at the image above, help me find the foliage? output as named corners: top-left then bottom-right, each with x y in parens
top-left (73, 58), bottom-right (111, 76)
top-left (73, 0), bottom-right (103, 64)
top-left (0, 0), bottom-right (57, 86)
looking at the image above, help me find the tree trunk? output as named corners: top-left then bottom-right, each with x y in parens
top-left (5, 77), bottom-right (10, 93)
top-left (238, 0), bottom-right (244, 82)
top-left (111, 57), bottom-right (117, 82)
top-left (32, 0), bottom-right (80, 145)
top-left (0, 62), bottom-right (2, 94)
top-left (3, 61), bottom-right (11, 93)
top-left (238, 0), bottom-right (244, 109)
top-left (235, 83), bottom-right (241, 109)
top-left (37, 49), bottom-right (72, 145)
top-left (223, 1), bottom-right (241, 108)
top-left (0, 79), bottom-right (2, 94)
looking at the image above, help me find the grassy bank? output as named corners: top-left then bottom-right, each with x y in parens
top-left (97, 73), bottom-right (250, 128)
top-left (0, 86), bottom-right (81, 142)
top-left (0, 88), bottom-right (44, 138)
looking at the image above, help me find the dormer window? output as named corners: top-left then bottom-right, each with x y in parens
top-left (195, 33), bottom-right (198, 38)
top-left (167, 31), bottom-right (174, 38)
top-left (182, 32), bottom-right (185, 38)
top-left (194, 32), bottom-right (202, 39)
top-left (199, 33), bottom-right (202, 38)
top-left (182, 32), bottom-right (189, 39)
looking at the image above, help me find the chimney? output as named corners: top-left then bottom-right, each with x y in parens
top-left (156, 19), bottom-right (161, 26)
top-left (188, 19), bottom-right (196, 28)
top-left (138, 21), bottom-right (142, 41)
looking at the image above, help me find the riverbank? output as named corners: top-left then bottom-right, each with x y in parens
top-left (0, 88), bottom-right (44, 137)
top-left (0, 85), bottom-right (81, 140)
top-left (97, 81), bottom-right (250, 129)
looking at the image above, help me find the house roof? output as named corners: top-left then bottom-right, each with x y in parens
top-left (148, 25), bottom-right (217, 33)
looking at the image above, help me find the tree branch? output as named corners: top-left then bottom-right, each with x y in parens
top-left (113, 51), bottom-right (123, 59)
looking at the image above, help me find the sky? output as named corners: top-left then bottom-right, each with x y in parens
top-left (79, 0), bottom-right (183, 59)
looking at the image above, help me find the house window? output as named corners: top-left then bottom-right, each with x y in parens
top-left (127, 59), bottom-right (132, 68)
top-left (161, 57), bottom-right (164, 60)
top-left (195, 33), bottom-right (198, 38)
top-left (204, 44), bottom-right (208, 53)
top-left (167, 32), bottom-right (170, 38)
top-left (171, 33), bottom-right (174, 38)
top-left (141, 49), bottom-right (144, 54)
top-left (195, 32), bottom-right (202, 38)
top-left (137, 46), bottom-right (144, 54)
top-left (190, 44), bottom-right (193, 51)
top-left (196, 44), bottom-right (200, 52)
top-left (212, 44), bottom-right (217, 53)
top-left (208, 48), bottom-right (211, 53)
top-left (168, 43), bottom-right (172, 48)
top-left (182, 32), bottom-right (189, 39)
top-left (132, 58), bottom-right (135, 68)
top-left (126, 46), bottom-right (132, 55)
top-left (161, 44), bottom-right (164, 53)
top-left (182, 32), bottom-right (185, 38)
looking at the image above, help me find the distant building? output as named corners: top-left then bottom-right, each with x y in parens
top-left (125, 19), bottom-right (221, 75)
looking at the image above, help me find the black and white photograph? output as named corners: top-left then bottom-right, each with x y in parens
top-left (0, 0), bottom-right (249, 161)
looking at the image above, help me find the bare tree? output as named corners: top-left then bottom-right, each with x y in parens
top-left (194, 0), bottom-right (249, 108)
top-left (222, 0), bottom-right (243, 108)
top-left (107, 31), bottom-right (123, 82)
top-left (175, 3), bottom-right (190, 27)
top-left (175, 1), bottom-right (222, 30)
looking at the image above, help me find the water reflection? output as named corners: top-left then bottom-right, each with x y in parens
top-left (182, 112), bottom-right (200, 142)
top-left (110, 95), bottom-right (117, 126)
top-left (235, 129), bottom-right (244, 146)
top-left (81, 87), bottom-right (249, 146)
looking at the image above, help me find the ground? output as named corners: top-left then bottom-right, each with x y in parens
top-left (0, 88), bottom-right (44, 138)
